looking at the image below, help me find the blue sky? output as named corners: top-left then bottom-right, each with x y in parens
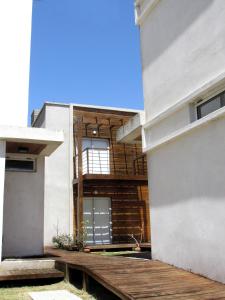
top-left (29, 0), bottom-right (143, 121)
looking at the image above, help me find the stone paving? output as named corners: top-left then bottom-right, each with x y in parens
top-left (29, 290), bottom-right (82, 300)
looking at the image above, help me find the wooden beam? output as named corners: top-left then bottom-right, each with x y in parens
top-left (82, 174), bottom-right (148, 181)
top-left (77, 118), bottom-right (84, 238)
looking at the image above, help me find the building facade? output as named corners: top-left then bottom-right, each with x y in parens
top-left (130, 0), bottom-right (225, 284)
top-left (33, 102), bottom-right (150, 247)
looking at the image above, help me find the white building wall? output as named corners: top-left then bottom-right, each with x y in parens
top-left (140, 0), bottom-right (225, 122)
top-left (2, 156), bottom-right (45, 258)
top-left (0, 142), bottom-right (6, 260)
top-left (34, 104), bottom-right (74, 245)
top-left (149, 116), bottom-right (225, 283)
top-left (137, 0), bottom-right (225, 283)
top-left (0, 0), bottom-right (32, 126)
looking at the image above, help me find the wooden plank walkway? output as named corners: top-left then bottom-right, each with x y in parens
top-left (46, 247), bottom-right (225, 300)
top-left (0, 268), bottom-right (64, 282)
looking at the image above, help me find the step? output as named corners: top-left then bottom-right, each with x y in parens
top-left (1, 259), bottom-right (55, 271)
top-left (0, 268), bottom-right (64, 282)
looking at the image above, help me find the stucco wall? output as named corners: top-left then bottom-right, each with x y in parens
top-left (0, 142), bottom-right (6, 260)
top-left (2, 156), bottom-right (45, 258)
top-left (35, 104), bottom-right (73, 245)
top-left (141, 0), bottom-right (225, 122)
top-left (149, 115), bottom-right (225, 283)
top-left (138, 0), bottom-right (225, 284)
top-left (145, 105), bottom-right (190, 146)
top-left (0, 0), bottom-right (32, 126)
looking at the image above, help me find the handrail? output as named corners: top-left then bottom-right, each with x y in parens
top-left (75, 148), bottom-right (147, 177)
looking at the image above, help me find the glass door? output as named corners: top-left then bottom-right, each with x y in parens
top-left (83, 197), bottom-right (112, 245)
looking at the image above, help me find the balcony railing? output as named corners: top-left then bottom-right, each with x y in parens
top-left (82, 148), bottom-right (110, 175)
top-left (77, 147), bottom-right (147, 177)
top-left (133, 154), bottom-right (148, 176)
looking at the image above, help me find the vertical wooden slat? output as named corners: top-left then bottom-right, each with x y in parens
top-left (77, 117), bottom-right (84, 238)
top-left (109, 122), bottom-right (116, 174)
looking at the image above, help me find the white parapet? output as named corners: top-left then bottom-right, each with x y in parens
top-left (116, 111), bottom-right (145, 144)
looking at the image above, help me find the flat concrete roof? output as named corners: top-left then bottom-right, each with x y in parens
top-left (42, 101), bottom-right (143, 114)
top-left (0, 125), bottom-right (64, 156)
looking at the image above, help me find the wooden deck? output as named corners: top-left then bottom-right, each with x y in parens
top-left (86, 242), bottom-right (151, 251)
top-left (46, 247), bottom-right (225, 300)
top-left (0, 268), bottom-right (64, 282)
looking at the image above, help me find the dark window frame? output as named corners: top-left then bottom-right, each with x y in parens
top-left (196, 90), bottom-right (225, 119)
top-left (5, 158), bottom-right (36, 172)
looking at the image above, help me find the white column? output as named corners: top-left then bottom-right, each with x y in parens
top-left (0, 141), bottom-right (6, 261)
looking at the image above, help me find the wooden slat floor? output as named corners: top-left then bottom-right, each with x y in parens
top-left (46, 247), bottom-right (225, 300)
top-left (0, 268), bottom-right (64, 282)
top-left (87, 243), bottom-right (151, 251)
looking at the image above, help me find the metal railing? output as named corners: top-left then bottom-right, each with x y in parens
top-left (82, 148), bottom-right (110, 175)
top-left (133, 154), bottom-right (147, 176)
top-left (79, 148), bottom-right (147, 176)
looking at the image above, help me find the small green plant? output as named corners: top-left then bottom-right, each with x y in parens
top-left (52, 234), bottom-right (75, 250)
top-left (74, 221), bottom-right (88, 251)
top-left (52, 221), bottom-right (89, 252)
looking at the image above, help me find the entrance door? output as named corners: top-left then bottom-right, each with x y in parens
top-left (83, 197), bottom-right (112, 245)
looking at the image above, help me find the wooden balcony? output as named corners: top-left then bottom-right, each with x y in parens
top-left (74, 147), bottom-right (148, 183)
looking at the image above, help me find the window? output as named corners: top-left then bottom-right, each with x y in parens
top-left (5, 158), bottom-right (36, 172)
top-left (82, 138), bottom-right (110, 175)
top-left (196, 90), bottom-right (225, 119)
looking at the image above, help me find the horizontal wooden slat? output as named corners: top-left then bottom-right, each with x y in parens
top-left (111, 221), bottom-right (141, 227)
top-left (0, 268), bottom-right (64, 282)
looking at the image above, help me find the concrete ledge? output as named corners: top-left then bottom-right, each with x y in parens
top-left (144, 105), bottom-right (225, 152)
top-left (0, 259), bottom-right (56, 271)
top-left (117, 112), bottom-right (144, 144)
top-left (135, 0), bottom-right (160, 25)
top-left (143, 71), bottom-right (225, 131)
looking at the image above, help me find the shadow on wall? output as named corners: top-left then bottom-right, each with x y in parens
top-left (149, 117), bottom-right (225, 207)
top-left (142, 0), bottom-right (213, 68)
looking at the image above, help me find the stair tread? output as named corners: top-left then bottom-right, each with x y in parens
top-left (0, 268), bottom-right (64, 281)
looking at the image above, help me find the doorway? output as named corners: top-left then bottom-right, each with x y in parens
top-left (83, 197), bottom-right (112, 245)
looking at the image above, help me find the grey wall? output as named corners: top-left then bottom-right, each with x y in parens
top-left (34, 104), bottom-right (73, 245)
top-left (2, 156), bottom-right (45, 258)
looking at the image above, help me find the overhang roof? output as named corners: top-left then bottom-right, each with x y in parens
top-left (0, 125), bottom-right (64, 156)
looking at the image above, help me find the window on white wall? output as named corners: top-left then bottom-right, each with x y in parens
top-left (196, 90), bottom-right (225, 119)
top-left (5, 158), bottom-right (36, 172)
